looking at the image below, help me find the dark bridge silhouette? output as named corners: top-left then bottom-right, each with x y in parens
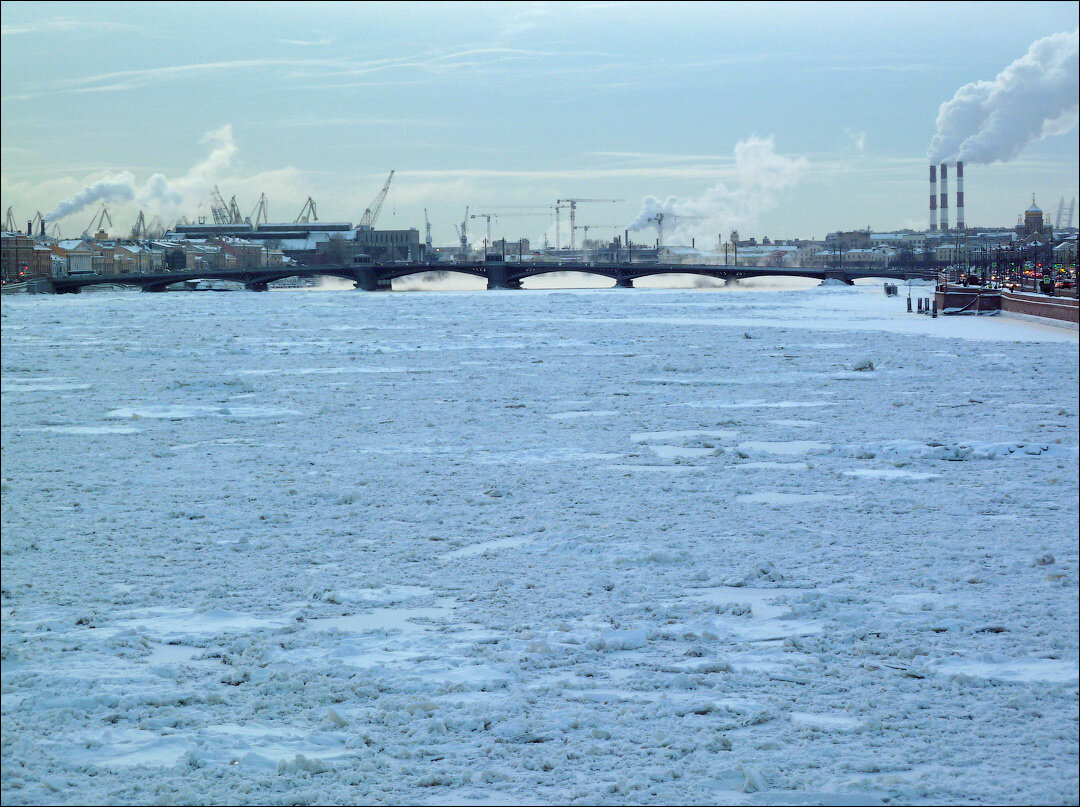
top-left (47, 261), bottom-right (938, 294)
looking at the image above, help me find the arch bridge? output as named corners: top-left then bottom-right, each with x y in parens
top-left (46, 261), bottom-right (938, 294)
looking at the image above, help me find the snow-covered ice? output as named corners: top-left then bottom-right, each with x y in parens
top-left (2, 282), bottom-right (1077, 804)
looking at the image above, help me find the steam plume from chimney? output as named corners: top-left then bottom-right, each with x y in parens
top-left (928, 28), bottom-right (1078, 164)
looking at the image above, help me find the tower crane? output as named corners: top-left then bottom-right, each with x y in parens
top-left (294, 197), bottom-right (318, 224)
top-left (493, 203), bottom-right (565, 250)
top-left (359, 170), bottom-right (394, 229)
top-left (580, 223), bottom-right (616, 246)
top-left (469, 212), bottom-right (498, 254)
top-left (556, 198), bottom-right (622, 250)
top-left (643, 211), bottom-right (703, 248)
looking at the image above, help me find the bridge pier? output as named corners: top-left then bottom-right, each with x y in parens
top-left (615, 276), bottom-right (634, 288)
top-left (247, 281), bottom-right (270, 292)
top-left (485, 264), bottom-right (520, 290)
top-left (353, 266), bottom-right (392, 291)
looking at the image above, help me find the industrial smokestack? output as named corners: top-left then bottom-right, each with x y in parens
top-left (939, 163), bottom-right (950, 231)
top-left (956, 160), bottom-right (965, 230)
top-left (929, 165), bottom-right (938, 231)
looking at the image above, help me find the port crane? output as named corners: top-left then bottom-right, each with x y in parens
top-left (83, 203), bottom-right (113, 237)
top-left (294, 197), bottom-right (318, 224)
top-left (1056, 196), bottom-right (1076, 230)
top-left (227, 195), bottom-right (245, 224)
top-left (249, 193), bottom-right (269, 227)
top-left (556, 198), bottom-right (622, 250)
top-left (453, 206), bottom-right (470, 261)
top-left (130, 210), bottom-right (148, 240)
top-left (358, 170), bottom-right (394, 229)
top-left (3, 207), bottom-right (16, 233)
top-left (209, 186), bottom-right (232, 225)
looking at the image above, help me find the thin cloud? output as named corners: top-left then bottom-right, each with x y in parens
top-left (278, 38), bottom-right (333, 47)
top-left (1, 17), bottom-right (137, 36)
top-left (4, 46), bottom-right (620, 102)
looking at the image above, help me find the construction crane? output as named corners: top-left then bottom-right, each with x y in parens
top-left (3, 207), bottom-right (16, 233)
top-left (496, 203), bottom-right (567, 250)
top-left (209, 185), bottom-right (231, 225)
top-left (83, 203), bottom-right (113, 238)
top-left (130, 210), bottom-right (148, 240)
top-left (146, 215), bottom-right (165, 239)
top-left (249, 193), bottom-right (269, 227)
top-left (470, 213), bottom-right (498, 254)
top-left (557, 198), bottom-right (622, 250)
top-left (424, 208), bottom-right (432, 251)
top-left (358, 170), bottom-right (394, 229)
top-left (294, 197), bottom-right (318, 224)
top-left (643, 211), bottom-right (703, 248)
top-left (580, 223), bottom-right (616, 245)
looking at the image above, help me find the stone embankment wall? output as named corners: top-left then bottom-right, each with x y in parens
top-left (935, 285), bottom-right (1079, 327)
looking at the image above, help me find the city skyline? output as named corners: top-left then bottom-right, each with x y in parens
top-left (2, 1), bottom-right (1078, 244)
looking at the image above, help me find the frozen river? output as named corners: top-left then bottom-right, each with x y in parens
top-left (2, 283), bottom-right (1077, 804)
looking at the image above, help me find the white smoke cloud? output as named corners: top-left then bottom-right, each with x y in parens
top-left (44, 124), bottom-right (238, 223)
top-left (629, 136), bottom-right (808, 245)
top-left (44, 173), bottom-right (136, 222)
top-left (929, 29), bottom-right (1078, 164)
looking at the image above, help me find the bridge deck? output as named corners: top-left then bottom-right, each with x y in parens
top-left (47, 262), bottom-right (938, 293)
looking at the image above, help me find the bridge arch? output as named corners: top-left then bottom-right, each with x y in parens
top-left (511, 267), bottom-right (620, 288)
top-left (380, 266), bottom-right (488, 283)
top-left (387, 268), bottom-right (489, 290)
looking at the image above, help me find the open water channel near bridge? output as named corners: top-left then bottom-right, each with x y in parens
top-left (2, 279), bottom-right (1078, 805)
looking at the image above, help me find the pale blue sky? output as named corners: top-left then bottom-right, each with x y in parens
top-left (2, 1), bottom-right (1077, 244)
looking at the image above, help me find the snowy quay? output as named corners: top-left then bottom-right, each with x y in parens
top-left (935, 284), bottom-right (1080, 326)
top-left (41, 262), bottom-right (939, 294)
top-left (1, 281), bottom-right (1078, 805)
